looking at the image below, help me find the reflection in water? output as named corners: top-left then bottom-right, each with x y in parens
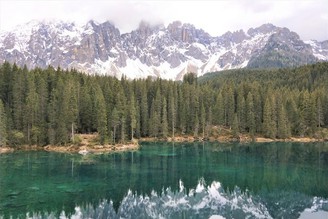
top-left (1, 142), bottom-right (328, 218)
top-left (26, 180), bottom-right (328, 219)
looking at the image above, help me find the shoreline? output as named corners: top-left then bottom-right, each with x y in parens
top-left (0, 136), bottom-right (326, 154)
top-left (140, 134), bottom-right (326, 144)
top-left (0, 143), bottom-right (140, 154)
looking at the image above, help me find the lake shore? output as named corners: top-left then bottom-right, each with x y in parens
top-left (0, 143), bottom-right (140, 154)
top-left (0, 134), bottom-right (140, 154)
top-left (0, 134), bottom-right (326, 154)
top-left (140, 135), bottom-right (325, 144)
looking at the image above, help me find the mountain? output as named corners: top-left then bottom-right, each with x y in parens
top-left (0, 20), bottom-right (327, 80)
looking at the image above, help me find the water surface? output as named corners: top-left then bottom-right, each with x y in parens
top-left (0, 142), bottom-right (328, 218)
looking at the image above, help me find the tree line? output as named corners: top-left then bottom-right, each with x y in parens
top-left (0, 61), bottom-right (328, 146)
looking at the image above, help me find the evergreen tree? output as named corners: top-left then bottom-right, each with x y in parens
top-left (252, 86), bottom-right (262, 132)
top-left (183, 72), bottom-right (197, 85)
top-left (246, 92), bottom-right (255, 136)
top-left (177, 86), bottom-right (187, 134)
top-left (214, 92), bottom-right (224, 125)
top-left (134, 100), bottom-right (141, 139)
top-left (0, 100), bottom-right (7, 146)
top-left (263, 97), bottom-right (275, 138)
top-left (201, 103), bottom-right (206, 139)
top-left (55, 78), bottom-right (69, 145)
top-left (168, 88), bottom-right (176, 139)
top-left (95, 86), bottom-right (107, 144)
top-left (232, 113), bottom-right (239, 138)
top-left (129, 95), bottom-right (137, 140)
top-left (206, 106), bottom-right (212, 137)
top-left (236, 90), bottom-right (246, 131)
top-left (161, 97), bottom-right (168, 138)
top-left (276, 95), bottom-right (289, 139)
top-left (149, 99), bottom-right (160, 137)
top-left (120, 116), bottom-right (126, 143)
top-left (286, 95), bottom-right (299, 136)
top-left (140, 85), bottom-right (148, 136)
top-left (299, 91), bottom-right (310, 136)
top-left (47, 89), bottom-right (57, 145)
top-left (308, 95), bottom-right (317, 136)
top-left (223, 84), bottom-right (235, 127)
top-left (25, 72), bottom-right (38, 144)
top-left (194, 114), bottom-right (199, 137)
top-left (110, 107), bottom-right (120, 144)
top-left (35, 74), bottom-right (48, 145)
top-left (79, 85), bottom-right (93, 133)
top-left (2, 62), bottom-right (14, 109)
top-left (315, 93), bottom-right (324, 128)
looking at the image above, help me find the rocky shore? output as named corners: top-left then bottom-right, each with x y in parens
top-left (0, 134), bottom-right (325, 154)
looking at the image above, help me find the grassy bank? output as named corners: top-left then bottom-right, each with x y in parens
top-left (1, 126), bottom-right (327, 154)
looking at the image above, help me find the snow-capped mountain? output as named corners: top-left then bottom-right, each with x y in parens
top-left (0, 20), bottom-right (326, 80)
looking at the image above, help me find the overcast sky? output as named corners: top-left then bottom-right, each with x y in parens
top-left (0, 0), bottom-right (327, 41)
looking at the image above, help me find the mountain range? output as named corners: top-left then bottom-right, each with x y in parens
top-left (0, 20), bottom-right (327, 80)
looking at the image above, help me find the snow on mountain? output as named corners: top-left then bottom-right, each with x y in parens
top-left (0, 20), bottom-right (326, 80)
top-left (305, 40), bottom-right (328, 61)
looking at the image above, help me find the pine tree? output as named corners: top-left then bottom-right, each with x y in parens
top-left (214, 92), bottom-right (224, 125)
top-left (35, 74), bottom-right (48, 145)
top-left (276, 96), bottom-right (289, 139)
top-left (286, 95), bottom-right (299, 136)
top-left (236, 92), bottom-right (246, 132)
top-left (129, 95), bottom-right (137, 140)
top-left (25, 72), bottom-right (39, 144)
top-left (135, 100), bottom-right (141, 138)
top-left (224, 85), bottom-right (235, 127)
top-left (12, 66), bottom-right (26, 132)
top-left (308, 95), bottom-right (317, 136)
top-left (95, 86), bottom-right (107, 144)
top-left (178, 87), bottom-right (187, 134)
top-left (47, 89), bottom-right (57, 145)
top-left (110, 107), bottom-right (120, 144)
top-left (79, 85), bottom-right (89, 133)
top-left (120, 116), bottom-right (126, 143)
top-left (168, 89), bottom-right (176, 139)
top-left (201, 103), bottom-right (206, 139)
top-left (2, 62), bottom-right (14, 109)
top-left (0, 100), bottom-right (7, 146)
top-left (161, 97), bottom-right (168, 138)
top-left (149, 99), bottom-right (160, 137)
top-left (316, 94), bottom-right (324, 128)
top-left (206, 106), bottom-right (213, 137)
top-left (246, 92), bottom-right (255, 136)
top-left (232, 113), bottom-right (239, 138)
top-left (252, 87), bottom-right (262, 133)
top-left (194, 113), bottom-right (199, 137)
top-left (140, 85), bottom-right (148, 136)
top-left (299, 91), bottom-right (310, 136)
top-left (263, 97), bottom-right (275, 138)
top-left (113, 82), bottom-right (127, 142)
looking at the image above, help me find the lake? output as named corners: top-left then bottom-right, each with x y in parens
top-left (1, 142), bottom-right (328, 219)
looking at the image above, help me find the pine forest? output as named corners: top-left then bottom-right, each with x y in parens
top-left (1, 61), bottom-right (328, 147)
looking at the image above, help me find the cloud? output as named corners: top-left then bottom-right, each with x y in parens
top-left (0, 0), bottom-right (327, 41)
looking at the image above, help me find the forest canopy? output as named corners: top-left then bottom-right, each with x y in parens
top-left (0, 61), bottom-right (328, 146)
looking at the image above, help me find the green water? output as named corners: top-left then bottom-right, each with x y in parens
top-left (0, 142), bottom-right (328, 218)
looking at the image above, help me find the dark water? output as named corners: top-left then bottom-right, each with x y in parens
top-left (0, 142), bottom-right (328, 219)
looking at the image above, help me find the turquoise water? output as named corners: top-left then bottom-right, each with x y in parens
top-left (0, 142), bottom-right (328, 218)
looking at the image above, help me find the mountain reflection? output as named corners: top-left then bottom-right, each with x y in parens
top-left (1, 142), bottom-right (328, 218)
top-left (26, 180), bottom-right (328, 219)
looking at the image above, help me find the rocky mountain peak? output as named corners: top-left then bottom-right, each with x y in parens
top-left (0, 20), bottom-right (326, 80)
top-left (247, 23), bottom-right (278, 36)
top-left (220, 29), bottom-right (248, 45)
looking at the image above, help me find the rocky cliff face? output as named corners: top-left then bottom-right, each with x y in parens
top-left (0, 20), bottom-right (326, 80)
